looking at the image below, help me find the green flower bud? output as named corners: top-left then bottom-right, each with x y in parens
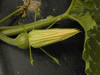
top-left (29, 28), bottom-right (80, 48)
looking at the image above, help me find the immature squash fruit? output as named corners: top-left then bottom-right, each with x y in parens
top-left (16, 33), bottom-right (29, 49)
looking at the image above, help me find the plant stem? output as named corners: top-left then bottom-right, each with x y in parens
top-left (0, 0), bottom-right (30, 24)
top-left (0, 8), bottom-right (24, 24)
top-left (0, 32), bottom-right (16, 45)
top-left (1, 12), bottom-right (67, 36)
top-left (65, 0), bottom-right (75, 15)
top-left (0, 26), bottom-right (19, 30)
top-left (40, 48), bottom-right (60, 65)
top-left (1, 0), bottom-right (75, 36)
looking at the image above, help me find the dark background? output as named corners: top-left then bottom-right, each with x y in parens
top-left (0, 0), bottom-right (86, 75)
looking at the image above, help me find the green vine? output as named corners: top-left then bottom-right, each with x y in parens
top-left (1, 0), bottom-right (98, 74)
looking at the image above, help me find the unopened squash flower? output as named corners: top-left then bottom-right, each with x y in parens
top-left (29, 28), bottom-right (80, 48)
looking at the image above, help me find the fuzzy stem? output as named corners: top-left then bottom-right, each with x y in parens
top-left (0, 8), bottom-right (23, 24)
top-left (40, 48), bottom-right (60, 65)
top-left (65, 0), bottom-right (75, 15)
top-left (0, 26), bottom-right (19, 30)
top-left (0, 0), bottom-right (30, 24)
top-left (1, 13), bottom-right (67, 36)
top-left (1, 0), bottom-right (75, 36)
top-left (0, 32), bottom-right (16, 45)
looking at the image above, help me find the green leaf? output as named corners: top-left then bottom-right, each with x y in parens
top-left (68, 0), bottom-right (100, 75)
top-left (69, 12), bottom-right (96, 41)
top-left (76, 0), bottom-right (95, 10)
top-left (69, 0), bottom-right (95, 16)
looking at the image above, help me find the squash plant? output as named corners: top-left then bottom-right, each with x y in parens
top-left (0, 0), bottom-right (100, 75)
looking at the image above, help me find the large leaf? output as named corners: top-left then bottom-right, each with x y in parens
top-left (68, 0), bottom-right (100, 75)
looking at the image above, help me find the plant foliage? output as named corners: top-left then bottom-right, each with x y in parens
top-left (0, 0), bottom-right (100, 74)
top-left (68, 0), bottom-right (100, 75)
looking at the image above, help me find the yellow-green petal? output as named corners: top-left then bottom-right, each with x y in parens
top-left (29, 28), bottom-right (80, 48)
